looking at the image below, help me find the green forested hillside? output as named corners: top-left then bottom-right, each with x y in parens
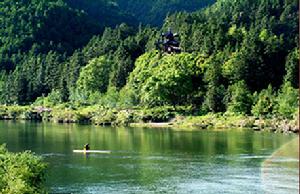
top-left (64, 0), bottom-right (215, 26)
top-left (0, 0), bottom-right (102, 67)
top-left (0, 0), bottom-right (106, 103)
top-left (0, 0), bottom-right (298, 119)
top-left (65, 0), bottom-right (138, 27)
top-left (116, 0), bottom-right (215, 26)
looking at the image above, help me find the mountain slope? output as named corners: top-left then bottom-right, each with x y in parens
top-left (65, 0), bottom-right (138, 27)
top-left (0, 0), bottom-right (101, 71)
top-left (0, 0), bottom-right (298, 113)
top-left (116, 0), bottom-right (216, 26)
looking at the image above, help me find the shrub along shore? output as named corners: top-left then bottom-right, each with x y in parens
top-left (0, 145), bottom-right (47, 193)
top-left (0, 105), bottom-right (298, 134)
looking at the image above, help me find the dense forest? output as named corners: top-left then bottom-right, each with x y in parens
top-left (115, 0), bottom-right (215, 26)
top-left (0, 0), bottom-right (298, 119)
top-left (65, 0), bottom-right (216, 26)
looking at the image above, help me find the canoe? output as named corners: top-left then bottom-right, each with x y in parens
top-left (73, 150), bottom-right (111, 154)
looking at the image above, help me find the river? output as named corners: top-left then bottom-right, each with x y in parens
top-left (0, 121), bottom-right (298, 194)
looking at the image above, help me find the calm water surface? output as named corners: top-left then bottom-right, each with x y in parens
top-left (0, 121), bottom-right (298, 194)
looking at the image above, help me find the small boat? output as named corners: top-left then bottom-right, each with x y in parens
top-left (73, 150), bottom-right (111, 154)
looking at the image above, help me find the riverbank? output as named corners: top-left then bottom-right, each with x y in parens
top-left (131, 114), bottom-right (299, 133)
top-left (0, 105), bottom-right (298, 133)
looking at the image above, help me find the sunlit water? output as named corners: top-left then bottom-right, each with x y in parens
top-left (0, 121), bottom-right (298, 194)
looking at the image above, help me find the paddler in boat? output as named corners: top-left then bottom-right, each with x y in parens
top-left (83, 143), bottom-right (90, 151)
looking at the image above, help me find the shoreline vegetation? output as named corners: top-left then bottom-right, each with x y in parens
top-left (0, 145), bottom-right (47, 193)
top-left (0, 105), bottom-right (298, 134)
top-left (0, 0), bottom-right (298, 136)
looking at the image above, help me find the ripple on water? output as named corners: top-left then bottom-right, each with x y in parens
top-left (42, 153), bottom-right (66, 157)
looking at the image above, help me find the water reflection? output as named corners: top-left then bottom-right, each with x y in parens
top-left (0, 121), bottom-right (298, 193)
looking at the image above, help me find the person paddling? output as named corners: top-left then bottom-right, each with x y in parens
top-left (84, 143), bottom-right (90, 151)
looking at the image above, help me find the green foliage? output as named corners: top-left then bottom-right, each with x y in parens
top-left (92, 109), bottom-right (117, 125)
top-left (51, 107), bottom-right (78, 123)
top-left (115, 110), bottom-right (135, 126)
top-left (77, 56), bottom-right (111, 94)
top-left (0, 0), bottom-right (101, 70)
top-left (251, 85), bottom-right (276, 117)
top-left (0, 145), bottom-right (47, 194)
top-left (202, 52), bottom-right (227, 113)
top-left (226, 81), bottom-right (253, 115)
top-left (0, 105), bottom-right (43, 121)
top-left (33, 90), bottom-right (63, 107)
top-left (128, 52), bottom-right (202, 107)
top-left (116, 0), bottom-right (215, 26)
top-left (0, 105), bottom-right (29, 120)
top-left (274, 82), bottom-right (298, 118)
top-left (66, 0), bottom-right (138, 27)
top-left (285, 48), bottom-right (299, 88)
top-left (118, 86), bottom-right (139, 108)
top-left (137, 106), bottom-right (176, 122)
top-left (0, 0), bottom-right (298, 119)
top-left (73, 106), bottom-right (96, 123)
top-left (98, 87), bottom-right (120, 108)
top-left (202, 85), bottom-right (226, 113)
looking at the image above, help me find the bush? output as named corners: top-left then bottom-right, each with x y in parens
top-left (76, 56), bottom-right (111, 93)
top-left (51, 108), bottom-right (77, 123)
top-left (118, 86), bottom-right (139, 108)
top-left (137, 106), bottom-right (176, 122)
top-left (74, 107), bottom-right (95, 123)
top-left (33, 90), bottom-right (63, 107)
top-left (225, 81), bottom-right (253, 115)
top-left (0, 105), bottom-right (29, 120)
top-left (92, 109), bottom-right (117, 125)
top-left (98, 87), bottom-right (119, 108)
top-left (202, 52), bottom-right (227, 113)
top-left (274, 82), bottom-right (298, 118)
top-left (285, 48), bottom-right (299, 88)
top-left (202, 85), bottom-right (226, 113)
top-left (127, 52), bottom-right (202, 107)
top-left (115, 110), bottom-right (135, 126)
top-left (251, 85), bottom-right (276, 117)
top-left (86, 92), bottom-right (103, 105)
top-left (0, 145), bottom-right (47, 194)
top-left (0, 106), bottom-right (8, 119)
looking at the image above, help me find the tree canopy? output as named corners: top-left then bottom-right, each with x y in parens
top-left (0, 0), bottom-right (298, 117)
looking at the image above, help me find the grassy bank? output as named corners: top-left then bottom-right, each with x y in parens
top-left (131, 113), bottom-right (299, 133)
top-left (172, 114), bottom-right (299, 133)
top-left (0, 105), bottom-right (189, 125)
top-left (0, 105), bottom-right (298, 133)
